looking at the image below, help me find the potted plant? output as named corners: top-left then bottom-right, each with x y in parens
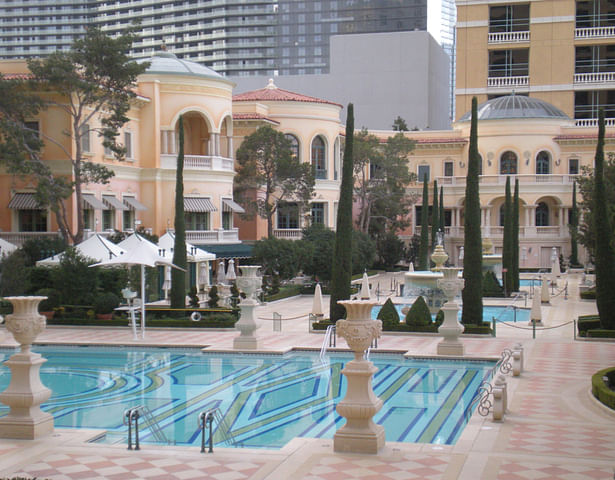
top-left (94, 292), bottom-right (120, 320)
top-left (36, 288), bottom-right (61, 320)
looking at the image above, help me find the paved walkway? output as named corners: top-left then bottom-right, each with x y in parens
top-left (0, 273), bottom-right (613, 479)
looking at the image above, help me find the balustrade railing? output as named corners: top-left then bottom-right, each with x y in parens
top-left (186, 228), bottom-right (239, 243)
top-left (273, 229), bottom-right (302, 240)
top-left (436, 174), bottom-right (577, 186)
top-left (574, 71), bottom-right (615, 84)
top-left (575, 26), bottom-right (615, 38)
top-left (487, 75), bottom-right (529, 88)
top-left (160, 154), bottom-right (234, 171)
top-left (575, 117), bottom-right (615, 127)
top-left (488, 31), bottom-right (529, 43)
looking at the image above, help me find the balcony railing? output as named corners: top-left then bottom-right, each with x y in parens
top-left (436, 174), bottom-right (578, 186)
top-left (160, 154), bottom-right (234, 172)
top-left (186, 228), bottom-right (239, 244)
top-left (574, 72), bottom-right (615, 84)
top-left (488, 31), bottom-right (530, 43)
top-left (273, 229), bottom-right (302, 240)
top-left (575, 26), bottom-right (615, 38)
top-left (424, 226), bottom-right (569, 239)
top-left (0, 231), bottom-right (62, 247)
top-left (575, 117), bottom-right (615, 127)
top-left (487, 76), bottom-right (529, 88)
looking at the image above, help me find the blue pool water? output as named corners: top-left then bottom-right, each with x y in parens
top-left (0, 346), bottom-right (494, 449)
top-left (372, 305), bottom-right (530, 323)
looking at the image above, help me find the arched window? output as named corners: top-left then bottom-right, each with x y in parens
top-left (311, 135), bottom-right (327, 179)
top-left (500, 151), bottom-right (518, 174)
top-left (536, 150), bottom-right (550, 174)
top-left (536, 202), bottom-right (549, 226)
top-left (284, 134), bottom-right (300, 162)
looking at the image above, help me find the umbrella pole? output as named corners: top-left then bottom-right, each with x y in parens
top-left (141, 264), bottom-right (146, 339)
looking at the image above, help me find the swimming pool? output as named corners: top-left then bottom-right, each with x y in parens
top-left (372, 305), bottom-right (530, 323)
top-left (0, 346), bottom-right (494, 449)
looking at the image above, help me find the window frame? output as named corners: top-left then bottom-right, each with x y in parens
top-left (311, 135), bottom-right (327, 179)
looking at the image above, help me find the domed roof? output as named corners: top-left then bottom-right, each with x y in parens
top-left (459, 95), bottom-right (570, 121)
top-left (138, 51), bottom-right (231, 83)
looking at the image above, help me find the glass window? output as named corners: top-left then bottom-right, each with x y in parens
top-left (102, 208), bottom-right (115, 231)
top-left (500, 151), bottom-right (518, 174)
top-left (222, 211), bottom-right (232, 230)
top-left (569, 158), bottom-right (579, 175)
top-left (418, 164), bottom-right (430, 182)
top-left (18, 209), bottom-right (47, 232)
top-left (536, 202), bottom-right (549, 226)
top-left (444, 161), bottom-right (454, 177)
top-left (185, 212), bottom-right (210, 230)
top-left (285, 133), bottom-right (300, 161)
top-left (123, 209), bottom-right (134, 231)
top-left (124, 131), bottom-right (133, 159)
top-left (84, 209), bottom-right (94, 230)
top-left (311, 202), bottom-right (325, 225)
top-left (277, 202), bottom-right (299, 229)
top-left (80, 123), bottom-right (91, 153)
top-left (536, 151), bottom-right (550, 174)
top-left (311, 135), bottom-right (327, 179)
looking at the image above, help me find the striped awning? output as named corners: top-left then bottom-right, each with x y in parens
top-left (102, 195), bottom-right (128, 211)
top-left (123, 197), bottom-right (148, 211)
top-left (8, 193), bottom-right (41, 210)
top-left (222, 199), bottom-right (245, 214)
top-left (184, 197), bottom-right (217, 212)
top-left (82, 194), bottom-right (106, 210)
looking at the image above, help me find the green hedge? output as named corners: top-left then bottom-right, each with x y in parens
top-left (592, 367), bottom-right (615, 410)
top-left (580, 289), bottom-right (596, 300)
top-left (462, 322), bottom-right (493, 335)
top-left (312, 320), bottom-right (334, 330)
top-left (587, 329), bottom-right (615, 338)
top-left (578, 315), bottom-right (602, 336)
top-left (265, 285), bottom-right (302, 302)
top-left (48, 312), bottom-right (237, 328)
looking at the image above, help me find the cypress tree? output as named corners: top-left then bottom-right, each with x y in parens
top-left (170, 116), bottom-right (187, 308)
top-left (512, 178), bottom-right (520, 292)
top-left (461, 97), bottom-right (483, 325)
top-left (569, 181), bottom-right (579, 267)
top-left (502, 175), bottom-right (513, 296)
top-left (431, 179), bottom-right (439, 249)
top-left (439, 186), bottom-right (445, 242)
top-left (329, 103), bottom-right (355, 322)
top-left (593, 109), bottom-right (615, 329)
top-left (418, 173), bottom-right (430, 270)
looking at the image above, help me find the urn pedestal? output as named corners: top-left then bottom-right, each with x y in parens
top-left (0, 296), bottom-right (54, 439)
top-left (437, 268), bottom-right (465, 356)
top-left (233, 266), bottom-right (262, 350)
top-left (333, 300), bottom-right (385, 454)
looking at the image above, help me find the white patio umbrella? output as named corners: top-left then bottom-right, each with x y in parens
top-left (0, 238), bottom-right (17, 257)
top-left (162, 266), bottom-right (172, 299)
top-left (37, 234), bottom-right (126, 266)
top-left (312, 283), bottom-right (324, 317)
top-left (360, 272), bottom-right (371, 300)
top-left (216, 259), bottom-right (226, 285)
top-left (157, 231), bottom-right (215, 262)
top-left (91, 233), bottom-right (184, 339)
top-left (226, 258), bottom-right (237, 282)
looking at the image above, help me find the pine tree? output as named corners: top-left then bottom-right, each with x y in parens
top-left (502, 175), bottom-right (513, 296)
top-left (512, 178), bottom-right (520, 292)
top-left (431, 179), bottom-right (439, 249)
top-left (569, 181), bottom-right (580, 267)
top-left (461, 97), bottom-right (483, 325)
top-left (439, 186), bottom-right (445, 242)
top-left (329, 104), bottom-right (355, 322)
top-left (170, 116), bottom-right (187, 308)
top-left (418, 173), bottom-right (430, 270)
top-left (593, 109), bottom-right (615, 329)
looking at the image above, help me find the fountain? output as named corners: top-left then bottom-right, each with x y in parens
top-left (0, 296), bottom-right (54, 439)
top-left (233, 265), bottom-right (262, 349)
top-left (334, 300), bottom-right (384, 454)
top-left (437, 268), bottom-right (465, 355)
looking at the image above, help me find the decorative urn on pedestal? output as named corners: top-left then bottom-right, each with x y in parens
top-left (437, 268), bottom-right (465, 356)
top-left (430, 231), bottom-right (449, 271)
top-left (0, 296), bottom-right (54, 439)
top-left (233, 265), bottom-right (262, 349)
top-left (333, 300), bottom-right (385, 454)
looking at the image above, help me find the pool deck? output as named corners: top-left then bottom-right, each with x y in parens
top-left (0, 272), bottom-right (614, 479)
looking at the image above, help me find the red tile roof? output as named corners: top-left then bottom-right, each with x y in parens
top-left (232, 113), bottom-right (280, 124)
top-left (554, 134), bottom-right (615, 140)
top-left (2, 73), bottom-right (32, 80)
top-left (233, 79), bottom-right (342, 107)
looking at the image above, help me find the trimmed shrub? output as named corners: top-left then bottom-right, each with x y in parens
top-left (188, 285), bottom-right (199, 308)
top-left (405, 296), bottom-right (432, 326)
top-left (435, 309), bottom-right (444, 326)
top-left (378, 298), bottom-right (400, 330)
top-left (94, 292), bottom-right (120, 315)
top-left (592, 367), bottom-right (615, 410)
top-left (587, 329), bottom-right (615, 338)
top-left (578, 315), bottom-right (602, 336)
top-left (36, 288), bottom-right (61, 312)
top-left (483, 271), bottom-right (504, 297)
top-left (312, 319), bottom-right (334, 330)
top-left (580, 289), bottom-right (596, 300)
top-left (207, 285), bottom-right (220, 308)
top-left (49, 312), bottom-right (237, 329)
top-left (462, 322), bottom-right (493, 335)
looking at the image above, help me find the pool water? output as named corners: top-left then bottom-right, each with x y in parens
top-left (372, 305), bottom-right (530, 323)
top-left (0, 347), bottom-right (494, 449)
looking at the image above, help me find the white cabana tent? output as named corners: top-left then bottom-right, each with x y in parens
top-left (36, 234), bottom-right (126, 266)
top-left (158, 231), bottom-right (215, 288)
top-left (0, 238), bottom-right (18, 257)
top-left (91, 233), bottom-right (184, 339)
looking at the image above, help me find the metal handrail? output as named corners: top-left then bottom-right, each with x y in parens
top-left (198, 407), bottom-right (236, 453)
top-left (320, 324), bottom-right (336, 361)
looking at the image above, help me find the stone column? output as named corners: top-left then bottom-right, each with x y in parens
top-left (437, 268), bottom-right (465, 355)
top-left (334, 300), bottom-right (384, 454)
top-left (233, 266), bottom-right (262, 349)
top-left (0, 296), bottom-right (54, 439)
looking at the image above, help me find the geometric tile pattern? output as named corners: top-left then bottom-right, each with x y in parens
top-left (514, 394), bottom-right (572, 420)
top-left (303, 454), bottom-right (451, 480)
top-left (497, 460), bottom-right (614, 480)
top-left (508, 423), bottom-right (615, 459)
top-left (11, 452), bottom-right (266, 480)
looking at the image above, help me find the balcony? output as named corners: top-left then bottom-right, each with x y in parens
top-left (488, 31), bottom-right (529, 44)
top-left (575, 26), bottom-right (615, 39)
top-left (417, 226), bottom-right (569, 239)
top-left (186, 228), bottom-right (239, 244)
top-left (436, 174), bottom-right (578, 186)
top-left (160, 154), bottom-right (234, 172)
top-left (487, 76), bottom-right (529, 88)
top-left (575, 117), bottom-right (615, 127)
top-left (273, 229), bottom-right (302, 240)
top-left (574, 71), bottom-right (615, 84)
top-left (0, 231), bottom-right (61, 247)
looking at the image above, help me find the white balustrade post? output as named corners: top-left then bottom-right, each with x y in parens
top-left (492, 387), bottom-right (504, 422)
top-left (437, 268), bottom-right (465, 356)
top-left (495, 375), bottom-right (508, 413)
top-left (514, 343), bottom-right (524, 373)
top-left (233, 266), bottom-right (262, 349)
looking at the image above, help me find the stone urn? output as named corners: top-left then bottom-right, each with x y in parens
top-left (437, 268), bottom-right (465, 356)
top-left (0, 296), bottom-right (54, 439)
top-left (431, 244), bottom-right (449, 271)
top-left (233, 265), bottom-right (262, 349)
top-left (334, 300), bottom-right (385, 454)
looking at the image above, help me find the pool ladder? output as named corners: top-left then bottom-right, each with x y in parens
top-left (124, 405), bottom-right (169, 450)
top-left (320, 325), bottom-right (336, 362)
top-left (198, 407), bottom-right (237, 453)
